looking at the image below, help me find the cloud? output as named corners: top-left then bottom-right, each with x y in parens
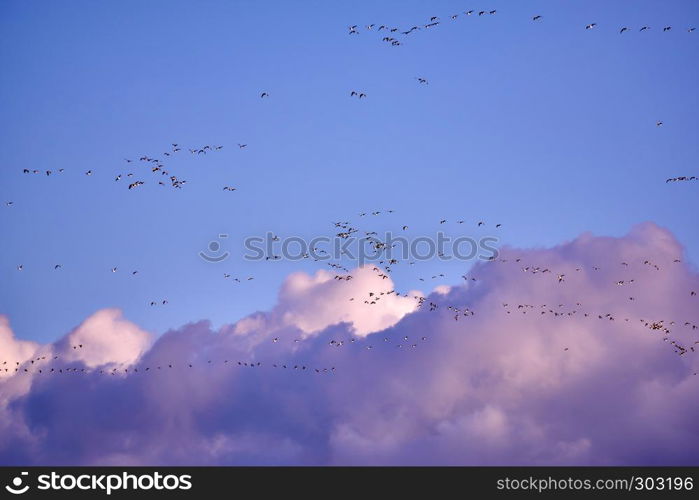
top-left (59, 308), bottom-right (152, 368)
top-left (0, 316), bottom-right (40, 381)
top-left (1, 222), bottom-right (698, 465)
top-left (232, 266), bottom-right (419, 338)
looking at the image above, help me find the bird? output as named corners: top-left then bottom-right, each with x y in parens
top-left (656, 121), bottom-right (663, 127)
top-left (16, 264), bottom-right (23, 271)
top-left (260, 92), bottom-right (269, 98)
top-left (640, 26), bottom-right (650, 31)
top-left (223, 186), bottom-right (237, 191)
top-left (619, 27), bottom-right (629, 34)
top-left (688, 28), bottom-right (696, 33)
top-left (111, 267), bottom-right (117, 273)
top-left (663, 26), bottom-right (672, 32)
top-left (585, 23), bottom-right (597, 30)
top-left (54, 264), bottom-right (62, 270)
top-left (416, 77), bottom-right (428, 85)
top-left (85, 170), bottom-right (93, 176)
top-left (533, 16), bottom-right (542, 21)
top-left (5, 201), bottom-right (13, 207)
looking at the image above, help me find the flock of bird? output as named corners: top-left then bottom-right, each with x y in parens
top-left (666, 176), bottom-right (697, 183)
top-left (2, 7), bottom-right (698, 383)
top-left (7, 204), bottom-right (698, 365)
top-left (343, 238), bottom-right (698, 359)
top-left (348, 9), bottom-right (696, 44)
top-left (1, 344), bottom-right (338, 378)
top-left (3, 241), bottom-right (698, 373)
top-left (2, 206), bottom-right (698, 376)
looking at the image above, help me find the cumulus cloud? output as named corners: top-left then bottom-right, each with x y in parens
top-left (0, 316), bottom-right (39, 380)
top-left (232, 266), bottom-right (419, 338)
top-left (58, 308), bottom-right (152, 368)
top-left (1, 222), bottom-right (698, 465)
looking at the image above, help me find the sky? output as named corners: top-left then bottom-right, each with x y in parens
top-left (0, 0), bottom-right (698, 465)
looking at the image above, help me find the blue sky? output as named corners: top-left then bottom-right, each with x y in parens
top-left (1, 0), bottom-right (698, 344)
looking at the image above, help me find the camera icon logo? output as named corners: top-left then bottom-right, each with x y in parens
top-left (5, 472), bottom-right (29, 495)
top-left (199, 234), bottom-right (230, 263)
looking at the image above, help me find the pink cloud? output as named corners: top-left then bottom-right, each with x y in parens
top-left (1, 222), bottom-right (698, 465)
top-left (233, 266), bottom-right (419, 338)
